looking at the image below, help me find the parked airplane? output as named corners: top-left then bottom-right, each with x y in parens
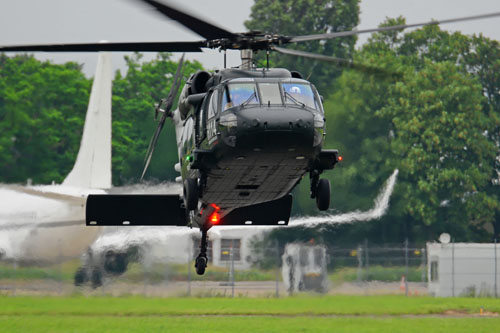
top-left (0, 52), bottom-right (112, 263)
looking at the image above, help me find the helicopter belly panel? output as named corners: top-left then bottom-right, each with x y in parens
top-left (202, 150), bottom-right (309, 209)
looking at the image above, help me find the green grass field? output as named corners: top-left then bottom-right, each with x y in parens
top-left (1, 295), bottom-right (500, 332)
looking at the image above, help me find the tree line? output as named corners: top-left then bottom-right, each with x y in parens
top-left (1, 0), bottom-right (499, 245)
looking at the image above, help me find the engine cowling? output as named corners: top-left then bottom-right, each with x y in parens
top-left (178, 70), bottom-right (211, 119)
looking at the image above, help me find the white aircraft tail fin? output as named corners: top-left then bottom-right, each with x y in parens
top-left (63, 52), bottom-right (112, 189)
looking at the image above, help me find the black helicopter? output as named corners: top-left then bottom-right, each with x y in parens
top-left (2, 0), bottom-right (500, 275)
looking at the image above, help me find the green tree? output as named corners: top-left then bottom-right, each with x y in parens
top-left (0, 54), bottom-right (91, 184)
top-left (318, 21), bottom-right (499, 242)
top-left (380, 61), bottom-right (496, 240)
top-left (112, 53), bottom-right (203, 184)
top-left (395, 26), bottom-right (500, 238)
top-left (244, 0), bottom-right (360, 93)
top-left (286, 19), bottom-right (500, 246)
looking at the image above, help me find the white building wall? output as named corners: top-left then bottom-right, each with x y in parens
top-left (209, 227), bottom-right (269, 270)
top-left (427, 242), bottom-right (500, 297)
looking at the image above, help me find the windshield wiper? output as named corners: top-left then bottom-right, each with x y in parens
top-left (284, 92), bottom-right (306, 108)
top-left (241, 91), bottom-right (257, 107)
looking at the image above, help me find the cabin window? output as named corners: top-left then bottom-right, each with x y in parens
top-left (258, 82), bottom-right (283, 105)
top-left (223, 83), bottom-right (259, 110)
top-left (282, 83), bottom-right (318, 110)
top-left (220, 239), bottom-right (241, 261)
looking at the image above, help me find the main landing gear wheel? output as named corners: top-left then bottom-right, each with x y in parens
top-left (195, 228), bottom-right (209, 275)
top-left (90, 267), bottom-right (103, 289)
top-left (183, 178), bottom-right (198, 211)
top-left (74, 267), bottom-right (88, 286)
top-left (316, 178), bottom-right (331, 211)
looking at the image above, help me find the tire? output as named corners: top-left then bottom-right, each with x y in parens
top-left (74, 267), bottom-right (88, 286)
top-left (90, 267), bottom-right (103, 289)
top-left (183, 178), bottom-right (199, 211)
top-left (316, 178), bottom-right (330, 211)
top-left (104, 251), bottom-right (129, 276)
top-left (195, 256), bottom-right (207, 275)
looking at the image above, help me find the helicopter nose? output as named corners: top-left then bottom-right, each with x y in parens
top-left (234, 107), bottom-right (315, 148)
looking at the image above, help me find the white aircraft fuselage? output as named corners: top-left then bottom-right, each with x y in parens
top-left (0, 52), bottom-right (112, 263)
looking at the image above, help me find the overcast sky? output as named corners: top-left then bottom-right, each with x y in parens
top-left (1, 0), bottom-right (500, 77)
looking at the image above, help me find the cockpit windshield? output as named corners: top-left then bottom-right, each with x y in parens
top-left (222, 80), bottom-right (321, 112)
top-left (282, 83), bottom-right (318, 110)
top-left (259, 83), bottom-right (283, 105)
top-left (222, 83), bottom-right (259, 110)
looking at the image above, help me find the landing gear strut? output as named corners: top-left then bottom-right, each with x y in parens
top-left (184, 178), bottom-right (199, 211)
top-left (310, 170), bottom-right (320, 199)
top-left (195, 228), bottom-right (208, 275)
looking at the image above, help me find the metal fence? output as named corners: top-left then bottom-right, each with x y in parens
top-left (0, 239), bottom-right (433, 297)
top-left (4, 238), bottom-right (500, 298)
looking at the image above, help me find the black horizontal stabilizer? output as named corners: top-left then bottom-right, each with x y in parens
top-left (219, 194), bottom-right (293, 226)
top-left (86, 194), bottom-right (186, 226)
top-left (315, 149), bottom-right (339, 170)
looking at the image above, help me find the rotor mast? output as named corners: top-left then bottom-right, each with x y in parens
top-left (240, 49), bottom-right (254, 70)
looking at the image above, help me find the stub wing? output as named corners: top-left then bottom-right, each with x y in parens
top-left (86, 194), bottom-right (187, 226)
top-left (85, 194), bottom-right (293, 227)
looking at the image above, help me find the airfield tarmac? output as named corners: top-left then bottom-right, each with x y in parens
top-left (0, 279), bottom-right (427, 297)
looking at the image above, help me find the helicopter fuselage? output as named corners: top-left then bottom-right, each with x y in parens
top-left (173, 68), bottom-right (338, 228)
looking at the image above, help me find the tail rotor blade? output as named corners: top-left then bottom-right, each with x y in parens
top-left (140, 54), bottom-right (185, 180)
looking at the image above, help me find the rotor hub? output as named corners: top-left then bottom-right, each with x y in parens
top-left (206, 33), bottom-right (291, 51)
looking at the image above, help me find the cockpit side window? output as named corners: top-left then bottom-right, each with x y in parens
top-left (196, 96), bottom-right (207, 144)
top-left (208, 90), bottom-right (218, 119)
top-left (282, 83), bottom-right (318, 110)
top-left (222, 87), bottom-right (229, 111)
top-left (223, 83), bottom-right (259, 111)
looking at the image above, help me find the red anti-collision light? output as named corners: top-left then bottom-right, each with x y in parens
top-left (338, 156), bottom-right (343, 161)
top-left (210, 212), bottom-right (220, 224)
top-left (209, 203), bottom-right (221, 224)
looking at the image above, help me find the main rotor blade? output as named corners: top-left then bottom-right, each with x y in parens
top-left (139, 0), bottom-right (237, 40)
top-left (0, 41), bottom-right (205, 53)
top-left (141, 53), bottom-right (185, 181)
top-left (290, 11), bottom-right (500, 43)
top-left (164, 53), bottom-right (186, 113)
top-left (273, 46), bottom-right (399, 77)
